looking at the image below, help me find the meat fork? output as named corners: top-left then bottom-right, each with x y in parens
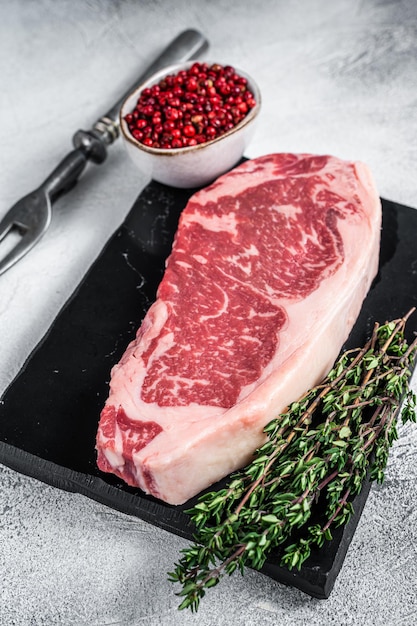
top-left (0, 29), bottom-right (208, 276)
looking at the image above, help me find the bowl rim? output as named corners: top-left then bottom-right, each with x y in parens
top-left (119, 60), bottom-right (262, 157)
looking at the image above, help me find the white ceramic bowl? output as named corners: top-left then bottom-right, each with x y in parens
top-left (119, 61), bottom-right (261, 188)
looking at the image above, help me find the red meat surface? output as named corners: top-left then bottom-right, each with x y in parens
top-left (96, 153), bottom-right (381, 505)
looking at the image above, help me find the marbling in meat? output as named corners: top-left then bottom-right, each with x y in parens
top-left (96, 153), bottom-right (381, 505)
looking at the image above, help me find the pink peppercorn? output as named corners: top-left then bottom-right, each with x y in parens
top-left (124, 62), bottom-right (256, 150)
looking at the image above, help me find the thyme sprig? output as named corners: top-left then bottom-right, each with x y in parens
top-left (168, 311), bottom-right (417, 612)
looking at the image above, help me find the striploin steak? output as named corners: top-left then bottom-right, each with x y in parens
top-left (96, 153), bottom-right (381, 505)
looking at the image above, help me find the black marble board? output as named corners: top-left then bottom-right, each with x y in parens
top-left (0, 175), bottom-right (416, 600)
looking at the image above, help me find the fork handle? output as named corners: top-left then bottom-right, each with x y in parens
top-left (40, 29), bottom-right (209, 200)
top-left (41, 149), bottom-right (88, 200)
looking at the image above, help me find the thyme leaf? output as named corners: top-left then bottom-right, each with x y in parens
top-left (168, 310), bottom-right (417, 612)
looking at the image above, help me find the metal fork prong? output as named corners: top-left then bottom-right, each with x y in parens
top-left (0, 188), bottom-right (52, 275)
top-left (0, 227), bottom-right (42, 276)
top-left (0, 206), bottom-right (26, 243)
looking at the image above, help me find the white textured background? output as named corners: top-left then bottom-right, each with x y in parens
top-left (1, 1), bottom-right (417, 624)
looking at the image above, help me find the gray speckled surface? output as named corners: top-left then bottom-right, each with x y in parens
top-left (1, 1), bottom-right (417, 624)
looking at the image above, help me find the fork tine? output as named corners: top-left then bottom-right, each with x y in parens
top-left (0, 227), bottom-right (42, 276)
top-left (0, 205), bottom-right (23, 243)
top-left (0, 188), bottom-right (51, 275)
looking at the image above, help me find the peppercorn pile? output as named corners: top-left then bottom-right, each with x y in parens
top-left (124, 62), bottom-right (257, 150)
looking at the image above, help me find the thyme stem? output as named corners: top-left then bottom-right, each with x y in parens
top-left (168, 311), bottom-right (417, 612)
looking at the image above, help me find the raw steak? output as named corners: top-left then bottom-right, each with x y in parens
top-left (96, 153), bottom-right (381, 505)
